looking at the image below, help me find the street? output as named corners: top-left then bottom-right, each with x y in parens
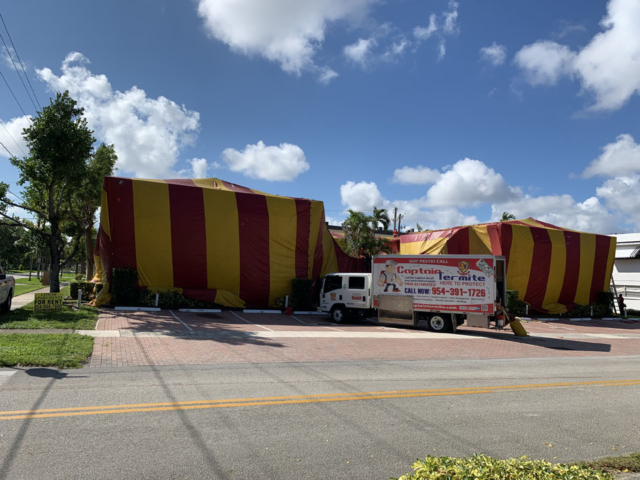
top-left (1, 355), bottom-right (639, 479)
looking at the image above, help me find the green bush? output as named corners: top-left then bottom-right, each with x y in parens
top-left (626, 308), bottom-right (640, 316)
top-left (565, 303), bottom-right (610, 318)
top-left (69, 281), bottom-right (99, 300)
top-left (506, 290), bottom-right (527, 316)
top-left (112, 268), bottom-right (139, 306)
top-left (291, 278), bottom-right (314, 310)
top-left (75, 273), bottom-right (84, 281)
top-left (394, 454), bottom-right (612, 480)
top-left (139, 290), bottom-right (219, 309)
top-left (597, 291), bottom-right (613, 308)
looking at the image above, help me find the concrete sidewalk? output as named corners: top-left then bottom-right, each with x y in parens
top-left (10, 281), bottom-right (70, 311)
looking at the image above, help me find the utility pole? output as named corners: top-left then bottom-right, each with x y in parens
top-left (393, 207), bottom-right (398, 236)
top-left (398, 213), bottom-right (403, 233)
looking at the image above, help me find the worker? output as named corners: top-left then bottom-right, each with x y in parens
top-left (617, 294), bottom-right (626, 314)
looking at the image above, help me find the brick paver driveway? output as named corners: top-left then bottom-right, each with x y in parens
top-left (88, 310), bottom-right (640, 368)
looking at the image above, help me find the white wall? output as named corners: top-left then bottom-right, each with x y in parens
top-left (612, 233), bottom-right (640, 311)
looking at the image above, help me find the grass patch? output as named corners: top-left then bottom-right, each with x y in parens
top-left (14, 283), bottom-right (45, 297)
top-left (15, 278), bottom-right (43, 284)
top-left (0, 287), bottom-right (98, 330)
top-left (580, 452), bottom-right (640, 473)
top-left (394, 455), bottom-right (613, 480)
top-left (0, 333), bottom-right (94, 368)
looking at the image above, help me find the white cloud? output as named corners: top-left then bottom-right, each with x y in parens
top-left (442, 1), bottom-right (459, 34)
top-left (413, 15), bottom-right (438, 40)
top-left (340, 180), bottom-right (387, 212)
top-left (196, 0), bottom-right (374, 81)
top-left (597, 175), bottom-right (640, 227)
top-left (0, 115), bottom-right (30, 158)
top-left (317, 67), bottom-right (339, 85)
top-left (344, 38), bottom-right (378, 67)
top-left (514, 0), bottom-right (640, 111)
top-left (221, 140), bottom-right (309, 181)
top-left (424, 158), bottom-right (518, 208)
top-left (392, 166), bottom-right (441, 185)
top-left (514, 40), bottom-right (576, 86)
top-left (437, 41), bottom-right (446, 61)
top-left (37, 52), bottom-right (200, 178)
top-left (479, 42), bottom-right (507, 66)
top-left (583, 134), bottom-right (640, 178)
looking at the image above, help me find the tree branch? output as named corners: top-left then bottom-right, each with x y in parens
top-left (0, 199), bottom-right (46, 217)
top-left (61, 233), bottom-right (82, 265)
top-left (0, 212), bottom-right (49, 239)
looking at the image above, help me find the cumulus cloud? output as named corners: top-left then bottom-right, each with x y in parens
top-left (344, 38), bottom-right (378, 67)
top-left (597, 175), bottom-right (640, 227)
top-left (196, 0), bottom-right (373, 81)
top-left (37, 52), bottom-right (200, 178)
top-left (583, 134), bottom-right (640, 178)
top-left (514, 0), bottom-right (640, 111)
top-left (424, 159), bottom-right (518, 208)
top-left (413, 15), bottom-right (438, 41)
top-left (514, 40), bottom-right (576, 86)
top-left (0, 115), bottom-right (30, 158)
top-left (340, 181), bottom-right (387, 212)
top-left (392, 166), bottom-right (441, 185)
top-left (479, 42), bottom-right (507, 66)
top-left (221, 140), bottom-right (309, 181)
top-left (413, 0), bottom-right (458, 60)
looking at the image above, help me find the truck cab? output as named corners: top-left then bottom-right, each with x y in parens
top-left (320, 273), bottom-right (373, 323)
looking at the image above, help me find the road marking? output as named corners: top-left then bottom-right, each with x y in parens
top-left (0, 371), bottom-right (16, 387)
top-left (1, 379), bottom-right (638, 421)
top-left (169, 310), bottom-right (193, 332)
top-left (291, 315), bottom-right (343, 332)
top-left (229, 310), bottom-right (274, 332)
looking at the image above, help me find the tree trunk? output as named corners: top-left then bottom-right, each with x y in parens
top-left (85, 225), bottom-right (94, 281)
top-left (29, 253), bottom-right (33, 281)
top-left (49, 224), bottom-right (60, 293)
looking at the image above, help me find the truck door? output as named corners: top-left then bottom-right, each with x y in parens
top-left (346, 276), bottom-right (368, 309)
top-left (321, 275), bottom-right (344, 312)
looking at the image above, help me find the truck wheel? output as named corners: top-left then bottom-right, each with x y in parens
top-left (331, 306), bottom-right (347, 324)
top-left (426, 314), bottom-right (452, 333)
top-left (0, 291), bottom-right (11, 314)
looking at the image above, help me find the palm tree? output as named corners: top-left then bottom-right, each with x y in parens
top-left (501, 212), bottom-right (516, 221)
top-left (342, 209), bottom-right (374, 257)
top-left (371, 206), bottom-right (390, 231)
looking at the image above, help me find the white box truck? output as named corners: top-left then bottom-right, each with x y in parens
top-left (319, 254), bottom-right (506, 332)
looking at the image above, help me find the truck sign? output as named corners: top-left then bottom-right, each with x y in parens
top-left (373, 255), bottom-right (497, 315)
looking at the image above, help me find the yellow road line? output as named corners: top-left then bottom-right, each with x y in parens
top-left (0, 379), bottom-right (638, 421)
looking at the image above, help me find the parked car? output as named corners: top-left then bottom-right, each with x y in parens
top-left (0, 266), bottom-right (15, 314)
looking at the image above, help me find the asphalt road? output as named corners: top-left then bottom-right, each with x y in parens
top-left (0, 356), bottom-right (639, 480)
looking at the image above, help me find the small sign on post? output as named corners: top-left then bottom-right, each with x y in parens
top-left (34, 293), bottom-right (64, 312)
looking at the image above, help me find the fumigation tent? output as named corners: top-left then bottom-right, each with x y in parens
top-left (94, 177), bottom-right (364, 307)
top-left (400, 218), bottom-right (616, 314)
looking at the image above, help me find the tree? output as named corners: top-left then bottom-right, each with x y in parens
top-left (501, 212), bottom-right (516, 221)
top-left (371, 206), bottom-right (390, 231)
top-left (340, 209), bottom-right (391, 258)
top-left (416, 223), bottom-right (424, 232)
top-left (0, 91), bottom-right (95, 292)
top-left (69, 143), bottom-right (116, 280)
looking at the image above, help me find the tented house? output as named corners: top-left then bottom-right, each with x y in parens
top-left (94, 177), bottom-right (364, 307)
top-left (399, 219), bottom-right (617, 314)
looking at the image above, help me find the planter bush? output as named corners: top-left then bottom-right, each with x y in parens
top-left (139, 290), bottom-right (219, 309)
top-left (394, 454), bottom-right (612, 480)
top-left (111, 268), bottom-right (139, 306)
top-left (69, 281), bottom-right (99, 300)
top-left (291, 278), bottom-right (314, 310)
top-left (506, 290), bottom-right (527, 316)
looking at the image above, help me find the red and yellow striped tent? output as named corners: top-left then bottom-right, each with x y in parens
top-left (94, 177), bottom-right (364, 307)
top-left (400, 218), bottom-right (616, 314)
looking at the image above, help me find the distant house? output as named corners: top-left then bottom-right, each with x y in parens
top-left (612, 233), bottom-right (640, 311)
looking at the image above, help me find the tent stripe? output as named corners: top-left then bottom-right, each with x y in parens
top-left (558, 231), bottom-right (581, 306)
top-left (604, 237), bottom-right (616, 292)
top-left (223, 180), bottom-right (254, 194)
top-left (524, 227), bottom-right (552, 310)
top-left (541, 228), bottom-right (567, 313)
top-left (266, 196), bottom-right (297, 306)
top-left (575, 233), bottom-right (596, 306)
top-left (109, 178), bottom-right (137, 270)
top-left (469, 225), bottom-right (491, 254)
top-left (311, 209), bottom-right (325, 280)
top-left (236, 191), bottom-right (270, 306)
top-left (295, 199), bottom-right (310, 279)
top-left (506, 225), bottom-right (534, 298)
top-left (486, 224), bottom-right (502, 255)
top-left (500, 223), bottom-right (513, 274)
top-left (132, 180), bottom-right (174, 288)
top-left (202, 189), bottom-right (240, 294)
top-left (168, 182), bottom-right (207, 289)
top-left (590, 234), bottom-right (612, 302)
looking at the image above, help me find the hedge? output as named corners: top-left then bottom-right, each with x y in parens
top-left (111, 268), bottom-right (139, 306)
top-left (291, 278), bottom-right (314, 310)
top-left (70, 281), bottom-right (102, 300)
top-left (139, 289), bottom-right (220, 309)
top-left (394, 454), bottom-right (612, 480)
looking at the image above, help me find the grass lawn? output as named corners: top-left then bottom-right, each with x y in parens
top-left (14, 283), bottom-right (46, 297)
top-left (581, 451), bottom-right (640, 473)
top-left (0, 287), bottom-right (98, 330)
top-left (0, 333), bottom-right (94, 368)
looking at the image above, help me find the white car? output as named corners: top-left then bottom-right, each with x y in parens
top-left (0, 266), bottom-right (15, 314)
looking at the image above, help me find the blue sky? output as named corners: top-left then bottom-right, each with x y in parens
top-left (1, 0), bottom-right (640, 234)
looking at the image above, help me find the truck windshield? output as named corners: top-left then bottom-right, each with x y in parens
top-left (323, 276), bottom-right (342, 293)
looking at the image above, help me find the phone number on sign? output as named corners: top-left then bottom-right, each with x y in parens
top-left (431, 287), bottom-right (486, 297)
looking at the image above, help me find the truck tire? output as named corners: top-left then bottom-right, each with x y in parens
top-left (331, 305), bottom-right (347, 324)
top-left (0, 290), bottom-right (12, 314)
top-left (426, 313), bottom-right (452, 333)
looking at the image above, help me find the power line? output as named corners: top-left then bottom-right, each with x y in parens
top-left (0, 31), bottom-right (37, 111)
top-left (0, 118), bottom-right (26, 156)
top-left (0, 139), bottom-right (14, 157)
top-left (0, 12), bottom-right (40, 110)
top-left (0, 68), bottom-right (29, 118)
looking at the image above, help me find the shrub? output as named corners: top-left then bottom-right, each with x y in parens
top-left (393, 454), bottom-right (613, 480)
top-left (565, 303), bottom-right (610, 318)
top-left (70, 282), bottom-right (80, 300)
top-left (506, 290), bottom-right (527, 316)
top-left (139, 290), bottom-right (219, 309)
top-left (111, 268), bottom-right (139, 306)
top-left (69, 281), bottom-right (98, 300)
top-left (291, 278), bottom-right (314, 310)
top-left (597, 291), bottom-right (613, 309)
top-left (75, 274), bottom-right (84, 281)
top-left (627, 308), bottom-right (640, 316)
